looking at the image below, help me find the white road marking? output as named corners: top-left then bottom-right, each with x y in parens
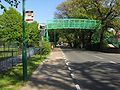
top-left (63, 57), bottom-right (66, 59)
top-left (61, 51), bottom-right (68, 60)
top-left (68, 67), bottom-right (71, 70)
top-left (71, 73), bottom-right (75, 78)
top-left (94, 55), bottom-right (104, 59)
top-left (66, 59), bottom-right (68, 60)
top-left (65, 60), bottom-right (68, 63)
top-left (61, 51), bottom-right (65, 56)
top-left (75, 84), bottom-right (81, 90)
top-left (109, 61), bottom-right (116, 64)
top-left (66, 62), bottom-right (70, 65)
top-left (62, 49), bottom-right (81, 90)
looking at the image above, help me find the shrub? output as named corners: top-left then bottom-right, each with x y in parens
top-left (40, 40), bottom-right (51, 55)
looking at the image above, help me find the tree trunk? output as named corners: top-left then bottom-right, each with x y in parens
top-left (99, 26), bottom-right (106, 50)
top-left (88, 31), bottom-right (93, 45)
top-left (86, 31), bottom-right (93, 49)
top-left (100, 32), bottom-right (104, 49)
top-left (81, 31), bottom-right (85, 48)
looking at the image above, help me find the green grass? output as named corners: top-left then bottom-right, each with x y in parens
top-left (0, 54), bottom-right (47, 90)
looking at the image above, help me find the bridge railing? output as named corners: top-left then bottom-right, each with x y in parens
top-left (45, 19), bottom-right (101, 30)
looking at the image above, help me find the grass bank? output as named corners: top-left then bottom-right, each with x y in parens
top-left (0, 54), bottom-right (47, 90)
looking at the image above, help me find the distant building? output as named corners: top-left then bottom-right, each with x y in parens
top-left (116, 30), bottom-right (120, 43)
top-left (38, 23), bottom-right (45, 30)
top-left (38, 23), bottom-right (45, 36)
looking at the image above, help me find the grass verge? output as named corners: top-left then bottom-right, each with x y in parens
top-left (0, 54), bottom-right (47, 90)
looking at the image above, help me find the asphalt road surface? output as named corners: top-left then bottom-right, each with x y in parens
top-left (62, 48), bottom-right (120, 90)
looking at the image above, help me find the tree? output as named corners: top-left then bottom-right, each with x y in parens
top-left (55, 0), bottom-right (120, 48)
top-left (0, 0), bottom-right (20, 11)
top-left (55, 0), bottom-right (94, 48)
top-left (0, 7), bottom-right (22, 46)
top-left (25, 21), bottom-right (40, 47)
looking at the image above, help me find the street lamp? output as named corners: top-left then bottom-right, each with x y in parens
top-left (22, 0), bottom-right (27, 81)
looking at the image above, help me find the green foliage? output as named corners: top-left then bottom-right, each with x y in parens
top-left (0, 0), bottom-right (20, 11)
top-left (25, 22), bottom-right (40, 47)
top-left (111, 18), bottom-right (120, 29)
top-left (55, 0), bottom-right (91, 19)
top-left (41, 40), bottom-right (51, 55)
top-left (0, 54), bottom-right (46, 90)
top-left (0, 7), bottom-right (22, 43)
top-left (0, 8), bottom-right (40, 48)
top-left (91, 31), bottom-right (100, 43)
top-left (55, 0), bottom-right (120, 48)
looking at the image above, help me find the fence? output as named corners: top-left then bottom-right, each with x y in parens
top-left (0, 42), bottom-right (19, 62)
top-left (0, 57), bottom-right (21, 72)
top-left (0, 46), bottom-right (39, 73)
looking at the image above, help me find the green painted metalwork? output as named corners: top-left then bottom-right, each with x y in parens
top-left (54, 31), bottom-right (56, 47)
top-left (45, 19), bottom-right (101, 30)
top-left (45, 19), bottom-right (101, 46)
top-left (22, 0), bottom-right (27, 81)
top-left (45, 29), bottom-right (49, 41)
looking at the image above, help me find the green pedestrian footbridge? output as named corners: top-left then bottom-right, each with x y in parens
top-left (45, 19), bottom-right (101, 30)
top-left (43, 19), bottom-right (119, 48)
top-left (44, 19), bottom-right (101, 44)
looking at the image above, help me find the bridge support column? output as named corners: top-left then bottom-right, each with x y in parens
top-left (54, 31), bottom-right (56, 47)
top-left (45, 29), bottom-right (49, 42)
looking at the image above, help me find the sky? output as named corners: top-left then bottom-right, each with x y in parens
top-left (0, 0), bottom-right (64, 23)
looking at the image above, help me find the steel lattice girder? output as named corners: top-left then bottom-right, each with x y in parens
top-left (45, 19), bottom-right (101, 30)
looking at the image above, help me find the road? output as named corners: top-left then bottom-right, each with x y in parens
top-left (62, 48), bottom-right (120, 90)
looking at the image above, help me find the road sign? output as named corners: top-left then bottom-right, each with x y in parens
top-left (25, 11), bottom-right (33, 23)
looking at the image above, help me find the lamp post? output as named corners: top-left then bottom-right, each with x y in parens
top-left (22, 0), bottom-right (27, 81)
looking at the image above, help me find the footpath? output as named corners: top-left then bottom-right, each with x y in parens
top-left (20, 48), bottom-right (76, 90)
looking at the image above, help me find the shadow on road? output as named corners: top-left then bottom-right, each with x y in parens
top-left (70, 61), bottom-right (120, 90)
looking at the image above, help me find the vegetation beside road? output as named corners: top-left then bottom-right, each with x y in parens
top-left (0, 54), bottom-right (49, 90)
top-left (0, 37), bottom-right (51, 90)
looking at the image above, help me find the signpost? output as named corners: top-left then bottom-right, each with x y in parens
top-left (22, 0), bottom-right (27, 81)
top-left (22, 1), bottom-right (33, 81)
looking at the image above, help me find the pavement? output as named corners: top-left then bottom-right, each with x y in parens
top-left (20, 48), bottom-right (76, 90)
